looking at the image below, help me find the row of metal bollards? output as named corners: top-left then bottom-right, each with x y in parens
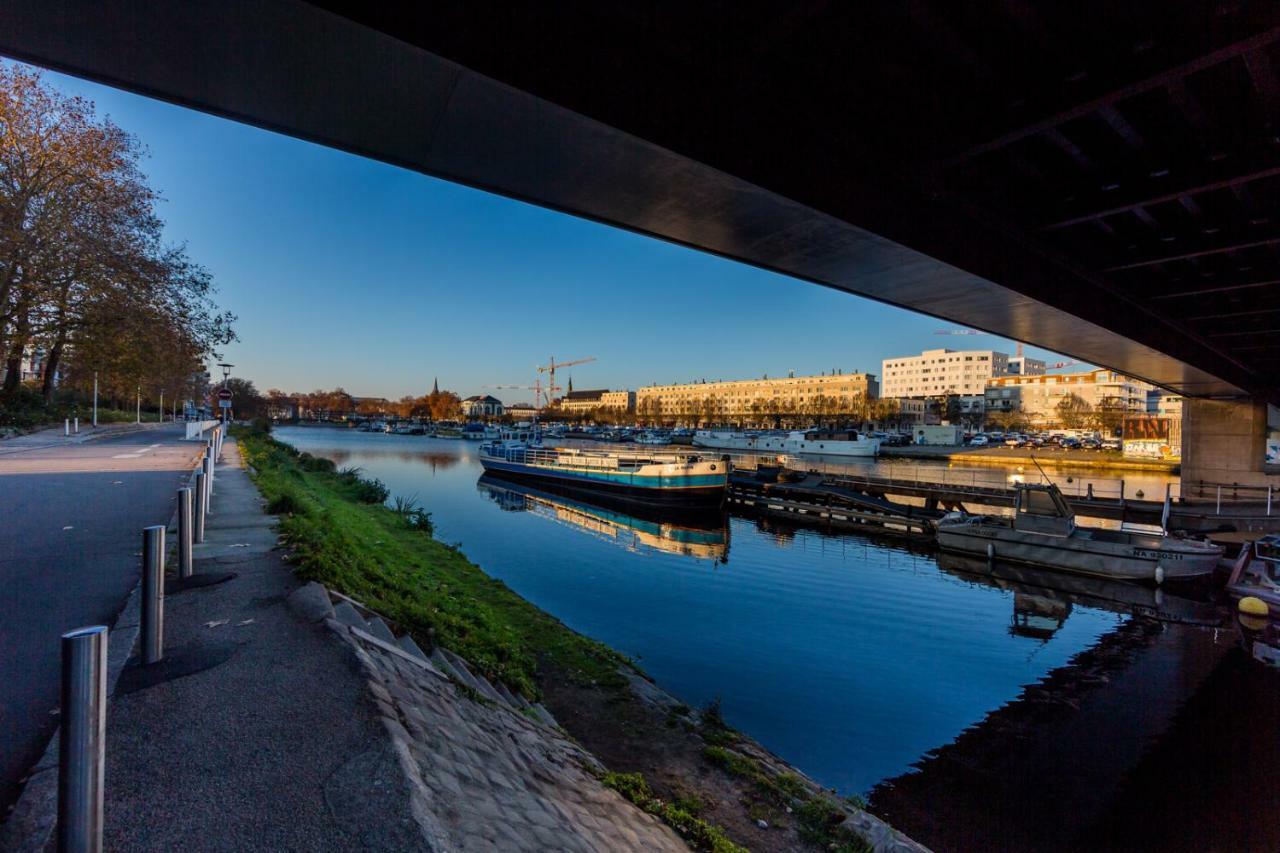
top-left (56, 424), bottom-right (221, 852)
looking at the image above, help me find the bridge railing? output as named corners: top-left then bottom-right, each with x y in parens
top-left (1182, 480), bottom-right (1275, 515)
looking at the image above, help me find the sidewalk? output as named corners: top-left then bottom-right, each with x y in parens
top-left (0, 421), bottom-right (169, 456)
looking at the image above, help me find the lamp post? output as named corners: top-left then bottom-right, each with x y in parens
top-left (159, 389), bottom-right (164, 423)
top-left (92, 371), bottom-right (98, 428)
top-left (217, 363), bottom-right (234, 424)
top-left (135, 385), bottom-right (140, 424)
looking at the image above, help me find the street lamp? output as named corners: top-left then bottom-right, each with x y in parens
top-left (217, 363), bottom-right (234, 424)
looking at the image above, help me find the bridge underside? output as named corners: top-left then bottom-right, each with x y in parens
top-left (1, 1), bottom-right (1277, 400)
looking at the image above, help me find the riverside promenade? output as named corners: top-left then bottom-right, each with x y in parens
top-left (2, 437), bottom-right (688, 851)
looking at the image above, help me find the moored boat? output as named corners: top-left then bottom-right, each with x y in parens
top-left (935, 482), bottom-right (1222, 584)
top-left (479, 440), bottom-right (728, 507)
top-left (694, 428), bottom-right (880, 457)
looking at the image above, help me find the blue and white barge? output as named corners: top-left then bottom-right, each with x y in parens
top-left (479, 441), bottom-right (728, 507)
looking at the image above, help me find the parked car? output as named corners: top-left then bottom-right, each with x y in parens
top-left (1101, 438), bottom-right (1121, 451)
top-left (1081, 437), bottom-right (1102, 450)
top-left (969, 434), bottom-right (989, 446)
top-left (1060, 437), bottom-right (1081, 449)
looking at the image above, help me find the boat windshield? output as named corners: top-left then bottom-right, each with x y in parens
top-left (1021, 489), bottom-right (1062, 516)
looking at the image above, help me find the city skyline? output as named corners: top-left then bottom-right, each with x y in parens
top-left (20, 60), bottom-right (1079, 402)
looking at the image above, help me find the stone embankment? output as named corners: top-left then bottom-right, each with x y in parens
top-left (881, 444), bottom-right (1178, 473)
top-left (292, 583), bottom-right (688, 851)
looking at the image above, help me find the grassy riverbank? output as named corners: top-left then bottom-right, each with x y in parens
top-left (235, 425), bottom-right (630, 699)
top-left (236, 424), bottom-right (892, 852)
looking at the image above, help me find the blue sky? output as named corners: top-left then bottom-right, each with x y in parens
top-left (25, 60), bottom-right (1070, 402)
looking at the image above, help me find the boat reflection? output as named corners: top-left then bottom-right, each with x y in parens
top-left (477, 474), bottom-right (729, 562)
top-left (935, 551), bottom-right (1223, 637)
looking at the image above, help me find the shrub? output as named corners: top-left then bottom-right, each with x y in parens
top-left (250, 414), bottom-right (273, 434)
top-left (266, 490), bottom-right (303, 516)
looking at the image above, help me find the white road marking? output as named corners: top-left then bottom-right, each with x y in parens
top-left (62, 525), bottom-right (74, 531)
top-left (111, 443), bottom-right (162, 460)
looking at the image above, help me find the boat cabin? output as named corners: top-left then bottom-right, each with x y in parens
top-left (1012, 483), bottom-right (1076, 537)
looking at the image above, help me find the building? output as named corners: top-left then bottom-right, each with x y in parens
top-left (635, 370), bottom-right (878, 424)
top-left (985, 369), bottom-right (1152, 428)
top-left (1147, 390), bottom-right (1184, 419)
top-left (461, 395), bottom-right (504, 418)
top-left (881, 349), bottom-right (1012, 398)
top-left (557, 389), bottom-right (610, 414)
top-left (892, 398), bottom-right (928, 427)
top-left (505, 402), bottom-right (538, 421)
top-left (600, 390), bottom-right (635, 413)
top-left (1008, 355), bottom-right (1047, 376)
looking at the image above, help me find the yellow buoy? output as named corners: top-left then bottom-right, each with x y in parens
top-left (1239, 596), bottom-right (1270, 618)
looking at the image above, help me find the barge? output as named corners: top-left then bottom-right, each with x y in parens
top-left (478, 440), bottom-right (728, 507)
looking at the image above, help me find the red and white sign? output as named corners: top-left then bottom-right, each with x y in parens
top-left (217, 388), bottom-right (233, 400)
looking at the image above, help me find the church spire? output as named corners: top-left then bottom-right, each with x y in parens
top-left (567, 375), bottom-right (573, 394)
top-left (432, 376), bottom-right (439, 394)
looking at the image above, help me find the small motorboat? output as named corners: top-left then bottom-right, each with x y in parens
top-left (1225, 534), bottom-right (1280, 610)
top-left (935, 482), bottom-right (1223, 584)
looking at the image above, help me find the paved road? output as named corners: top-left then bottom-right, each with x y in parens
top-left (0, 426), bottom-right (202, 815)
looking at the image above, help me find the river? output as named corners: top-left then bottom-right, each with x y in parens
top-left (275, 426), bottom-right (1278, 852)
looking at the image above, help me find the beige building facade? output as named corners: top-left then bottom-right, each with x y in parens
top-left (984, 369), bottom-right (1152, 426)
top-left (636, 371), bottom-right (878, 422)
top-left (881, 349), bottom-right (1017, 398)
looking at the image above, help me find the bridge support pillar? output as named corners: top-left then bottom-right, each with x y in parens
top-left (1180, 398), bottom-right (1280, 495)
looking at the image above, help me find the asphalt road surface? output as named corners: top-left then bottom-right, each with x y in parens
top-left (0, 426), bottom-right (202, 815)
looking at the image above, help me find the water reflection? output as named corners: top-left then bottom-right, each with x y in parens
top-left (476, 474), bottom-right (729, 562)
top-left (934, 552), bottom-right (1224, 633)
top-left (273, 427), bottom-right (1275, 850)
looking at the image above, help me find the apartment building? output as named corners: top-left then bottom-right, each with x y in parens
top-left (984, 369), bottom-right (1152, 425)
top-left (881, 349), bottom-right (1013, 397)
top-left (636, 371), bottom-right (878, 421)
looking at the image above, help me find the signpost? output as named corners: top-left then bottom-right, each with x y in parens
top-left (217, 388), bottom-right (232, 412)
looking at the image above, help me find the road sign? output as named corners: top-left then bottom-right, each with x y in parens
top-left (218, 399), bottom-right (232, 409)
top-left (217, 389), bottom-right (232, 400)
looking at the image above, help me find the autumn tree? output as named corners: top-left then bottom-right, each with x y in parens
top-left (1, 64), bottom-right (235, 406)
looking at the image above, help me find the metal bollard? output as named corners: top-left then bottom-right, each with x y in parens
top-left (203, 455), bottom-right (213, 510)
top-left (74, 417), bottom-right (79, 434)
top-left (65, 419), bottom-right (70, 437)
top-left (141, 526), bottom-right (165, 665)
top-left (58, 625), bottom-right (107, 853)
top-left (177, 487), bottom-right (194, 578)
top-left (194, 471), bottom-right (207, 543)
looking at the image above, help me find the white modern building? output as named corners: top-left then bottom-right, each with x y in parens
top-left (461, 395), bottom-right (504, 418)
top-left (881, 349), bottom-right (1014, 398)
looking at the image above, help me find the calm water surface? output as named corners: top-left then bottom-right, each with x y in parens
top-left (277, 426), bottom-right (1277, 851)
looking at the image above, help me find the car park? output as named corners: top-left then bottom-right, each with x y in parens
top-left (1080, 437), bottom-right (1102, 450)
top-left (969, 434), bottom-right (989, 446)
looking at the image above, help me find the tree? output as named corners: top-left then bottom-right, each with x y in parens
top-left (1092, 395), bottom-right (1128, 435)
top-left (1055, 393), bottom-right (1092, 430)
top-left (0, 64), bottom-right (235, 404)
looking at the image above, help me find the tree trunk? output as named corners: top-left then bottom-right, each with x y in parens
top-left (41, 334), bottom-right (66, 404)
top-left (1, 306), bottom-right (32, 396)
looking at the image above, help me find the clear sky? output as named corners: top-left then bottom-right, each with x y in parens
top-left (22, 60), bottom-right (1073, 403)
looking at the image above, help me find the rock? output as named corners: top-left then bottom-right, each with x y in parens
top-left (756, 819), bottom-right (768, 829)
top-left (365, 616), bottom-right (397, 643)
top-left (333, 600), bottom-right (366, 630)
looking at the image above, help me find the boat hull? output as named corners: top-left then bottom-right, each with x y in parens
top-left (936, 523), bottom-right (1220, 582)
top-left (479, 458), bottom-right (727, 508)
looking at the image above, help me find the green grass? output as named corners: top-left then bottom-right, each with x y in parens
top-left (234, 425), bottom-right (632, 699)
top-left (601, 772), bottom-right (746, 853)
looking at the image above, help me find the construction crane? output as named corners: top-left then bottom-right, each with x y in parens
top-left (537, 356), bottom-right (596, 407)
top-left (484, 381), bottom-right (557, 410)
top-left (1045, 360), bottom-right (1081, 370)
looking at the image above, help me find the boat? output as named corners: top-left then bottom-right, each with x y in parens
top-left (935, 482), bottom-right (1223, 584)
top-left (478, 440), bottom-right (729, 507)
top-left (476, 474), bottom-right (728, 561)
top-left (694, 428), bottom-right (881, 457)
top-left (634, 431), bottom-right (672, 445)
top-left (461, 422), bottom-right (487, 441)
top-left (1225, 535), bottom-right (1280, 610)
